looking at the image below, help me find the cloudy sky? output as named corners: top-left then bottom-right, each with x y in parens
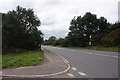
top-left (0, 0), bottom-right (119, 39)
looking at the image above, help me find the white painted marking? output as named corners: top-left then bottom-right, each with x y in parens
top-left (104, 55), bottom-right (110, 56)
top-left (88, 52), bottom-right (93, 54)
top-left (72, 50), bottom-right (74, 52)
top-left (58, 55), bottom-right (69, 63)
top-left (112, 56), bottom-right (119, 58)
top-left (71, 67), bottom-right (77, 71)
top-left (78, 72), bottom-right (87, 76)
top-left (67, 73), bottom-right (75, 78)
top-left (64, 60), bottom-right (69, 64)
top-left (88, 53), bottom-right (119, 58)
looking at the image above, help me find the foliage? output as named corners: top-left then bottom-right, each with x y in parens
top-left (57, 38), bottom-right (68, 47)
top-left (43, 36), bottom-right (56, 45)
top-left (68, 12), bottom-right (109, 46)
top-left (101, 28), bottom-right (120, 47)
top-left (91, 34), bottom-right (104, 46)
top-left (109, 22), bottom-right (120, 32)
top-left (2, 6), bottom-right (43, 52)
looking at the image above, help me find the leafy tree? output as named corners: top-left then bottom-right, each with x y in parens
top-left (43, 37), bottom-right (69, 47)
top-left (43, 40), bottom-right (49, 45)
top-left (68, 16), bottom-right (88, 46)
top-left (108, 22), bottom-right (120, 33)
top-left (56, 38), bottom-right (67, 47)
top-left (68, 12), bottom-right (109, 46)
top-left (2, 6), bottom-right (43, 52)
top-left (48, 36), bottom-right (57, 45)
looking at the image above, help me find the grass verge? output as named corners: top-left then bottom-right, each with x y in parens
top-left (2, 50), bottom-right (43, 69)
top-left (64, 46), bottom-right (119, 52)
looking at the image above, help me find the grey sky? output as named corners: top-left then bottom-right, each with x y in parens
top-left (0, 0), bottom-right (119, 39)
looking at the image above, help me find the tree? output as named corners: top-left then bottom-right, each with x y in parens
top-left (91, 17), bottom-right (110, 46)
top-left (108, 22), bottom-right (120, 33)
top-left (68, 12), bottom-right (109, 46)
top-left (2, 6), bottom-right (42, 52)
top-left (48, 36), bottom-right (57, 45)
top-left (68, 16), bottom-right (88, 46)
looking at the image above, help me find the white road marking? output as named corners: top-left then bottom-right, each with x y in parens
top-left (64, 59), bottom-right (69, 64)
top-left (112, 56), bottom-right (119, 58)
top-left (71, 67), bottom-right (77, 71)
top-left (78, 72), bottom-right (87, 76)
top-left (72, 50), bottom-right (74, 52)
top-left (67, 73), bottom-right (75, 78)
top-left (88, 53), bottom-right (119, 58)
top-left (88, 52), bottom-right (93, 54)
top-left (57, 54), bottom-right (69, 64)
top-left (104, 55), bottom-right (110, 56)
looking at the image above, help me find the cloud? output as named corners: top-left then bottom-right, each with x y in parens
top-left (0, 0), bottom-right (119, 39)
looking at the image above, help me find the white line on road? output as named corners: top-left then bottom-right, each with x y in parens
top-left (78, 72), bottom-right (87, 76)
top-left (72, 50), bottom-right (74, 52)
top-left (67, 73), bottom-right (75, 78)
top-left (88, 52), bottom-right (93, 54)
top-left (88, 52), bottom-right (119, 58)
top-left (58, 54), bottom-right (70, 64)
top-left (71, 67), bottom-right (77, 71)
top-left (112, 56), bottom-right (119, 58)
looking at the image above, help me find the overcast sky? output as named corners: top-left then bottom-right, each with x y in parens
top-left (0, 0), bottom-right (119, 39)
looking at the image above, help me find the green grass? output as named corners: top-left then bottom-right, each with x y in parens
top-left (2, 50), bottom-right (43, 69)
top-left (64, 46), bottom-right (119, 52)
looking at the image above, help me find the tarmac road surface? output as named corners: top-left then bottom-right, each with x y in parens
top-left (42, 46), bottom-right (118, 78)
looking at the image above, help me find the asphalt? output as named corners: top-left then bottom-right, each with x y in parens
top-left (42, 46), bottom-right (118, 78)
top-left (2, 48), bottom-right (68, 77)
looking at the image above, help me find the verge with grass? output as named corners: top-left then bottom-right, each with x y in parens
top-left (2, 50), bottom-right (43, 69)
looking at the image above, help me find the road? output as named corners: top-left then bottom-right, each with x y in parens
top-left (42, 46), bottom-right (118, 78)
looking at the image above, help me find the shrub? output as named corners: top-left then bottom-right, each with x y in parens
top-left (101, 28), bottom-right (120, 47)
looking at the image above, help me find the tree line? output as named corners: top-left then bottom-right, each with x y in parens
top-left (43, 12), bottom-right (120, 47)
top-left (2, 6), bottom-right (43, 53)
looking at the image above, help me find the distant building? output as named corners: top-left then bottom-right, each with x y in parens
top-left (118, 1), bottom-right (120, 22)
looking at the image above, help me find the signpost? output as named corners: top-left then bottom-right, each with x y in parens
top-left (89, 35), bottom-right (92, 46)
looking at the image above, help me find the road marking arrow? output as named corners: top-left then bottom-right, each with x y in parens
top-left (71, 67), bottom-right (77, 71)
top-left (67, 73), bottom-right (75, 78)
top-left (78, 72), bottom-right (87, 76)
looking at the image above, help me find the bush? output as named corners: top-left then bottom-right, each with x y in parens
top-left (101, 28), bottom-right (120, 47)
